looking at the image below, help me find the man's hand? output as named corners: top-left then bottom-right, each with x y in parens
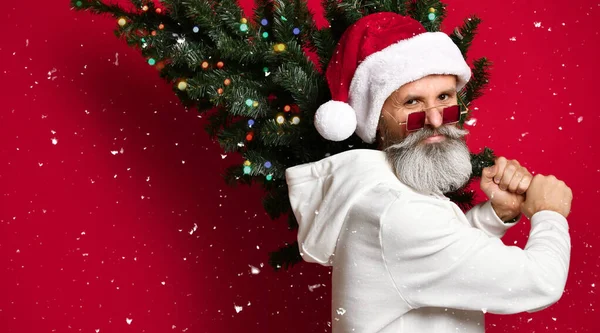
top-left (481, 157), bottom-right (533, 221)
top-left (522, 174), bottom-right (572, 219)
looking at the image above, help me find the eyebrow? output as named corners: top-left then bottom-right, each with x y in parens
top-left (402, 88), bottom-right (457, 102)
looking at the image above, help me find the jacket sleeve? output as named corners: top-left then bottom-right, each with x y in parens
top-left (381, 198), bottom-right (571, 315)
top-left (465, 201), bottom-right (519, 238)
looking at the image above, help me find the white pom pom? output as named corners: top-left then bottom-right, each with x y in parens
top-left (314, 101), bottom-right (357, 141)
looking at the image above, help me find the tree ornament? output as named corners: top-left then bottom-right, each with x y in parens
top-left (252, 101), bottom-right (259, 107)
top-left (262, 32), bottom-right (269, 38)
top-left (155, 8), bottom-right (162, 14)
top-left (224, 78), bottom-right (231, 86)
top-left (177, 80), bottom-right (187, 91)
top-left (148, 58), bottom-right (156, 66)
top-left (293, 28), bottom-right (300, 35)
top-left (193, 26), bottom-right (200, 33)
top-left (243, 166), bottom-right (252, 175)
top-left (429, 7), bottom-right (436, 13)
top-left (117, 17), bottom-right (127, 27)
top-left (151, 31), bottom-right (157, 36)
top-left (240, 18), bottom-right (248, 24)
top-left (155, 61), bottom-right (165, 71)
top-left (243, 160), bottom-right (251, 166)
top-left (142, 5), bottom-right (149, 12)
top-left (217, 88), bottom-right (224, 95)
top-left (248, 119), bottom-right (255, 127)
top-left (216, 61), bottom-right (224, 69)
top-left (75, 1), bottom-right (82, 7)
top-left (266, 174), bottom-right (273, 181)
top-left (260, 18), bottom-right (268, 26)
top-left (291, 116), bottom-right (300, 125)
top-left (275, 114), bottom-right (285, 125)
top-left (158, 23), bottom-right (165, 30)
top-left (281, 16), bottom-right (287, 21)
top-left (246, 132), bottom-right (254, 141)
top-left (264, 161), bottom-right (272, 169)
top-left (428, 13), bottom-right (436, 21)
top-left (284, 105), bottom-right (291, 112)
top-left (245, 99), bottom-right (253, 107)
top-left (240, 24), bottom-right (248, 32)
top-left (273, 43), bottom-right (286, 52)
top-left (201, 61), bottom-right (209, 69)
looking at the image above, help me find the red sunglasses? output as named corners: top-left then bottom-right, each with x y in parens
top-left (384, 96), bottom-right (469, 132)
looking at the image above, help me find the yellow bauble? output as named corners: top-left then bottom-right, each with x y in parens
top-left (273, 43), bottom-right (286, 52)
top-left (117, 17), bottom-right (127, 27)
top-left (177, 81), bottom-right (188, 91)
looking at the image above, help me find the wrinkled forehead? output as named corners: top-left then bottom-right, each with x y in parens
top-left (390, 75), bottom-right (458, 100)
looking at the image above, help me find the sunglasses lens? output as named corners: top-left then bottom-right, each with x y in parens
top-left (406, 112), bottom-right (426, 131)
top-left (442, 105), bottom-right (461, 124)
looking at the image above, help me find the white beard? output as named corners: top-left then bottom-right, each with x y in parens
top-left (384, 125), bottom-right (472, 195)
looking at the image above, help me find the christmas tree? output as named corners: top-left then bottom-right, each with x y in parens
top-left (70, 0), bottom-right (495, 270)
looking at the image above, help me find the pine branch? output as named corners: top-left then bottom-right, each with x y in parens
top-left (461, 57), bottom-right (492, 107)
top-left (407, 0), bottom-right (447, 32)
top-left (322, 0), bottom-right (357, 41)
top-left (272, 63), bottom-right (324, 113)
top-left (269, 241), bottom-right (302, 270)
top-left (205, 109), bottom-right (229, 137)
top-left (445, 186), bottom-right (476, 212)
top-left (262, 186), bottom-right (291, 219)
top-left (450, 15), bottom-right (482, 59)
top-left (222, 164), bottom-right (253, 186)
top-left (71, 0), bottom-right (131, 17)
top-left (471, 147), bottom-right (496, 177)
top-left (259, 120), bottom-right (306, 147)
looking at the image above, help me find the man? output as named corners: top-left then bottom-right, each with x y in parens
top-left (286, 13), bottom-right (572, 333)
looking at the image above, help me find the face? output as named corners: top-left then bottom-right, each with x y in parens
top-left (379, 74), bottom-right (458, 145)
top-left (379, 75), bottom-right (473, 194)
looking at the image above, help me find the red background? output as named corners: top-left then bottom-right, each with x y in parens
top-left (1, 0), bottom-right (598, 332)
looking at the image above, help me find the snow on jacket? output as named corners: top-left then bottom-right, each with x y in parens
top-left (286, 149), bottom-right (570, 333)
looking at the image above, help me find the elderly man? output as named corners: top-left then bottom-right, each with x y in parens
top-left (286, 13), bottom-right (572, 333)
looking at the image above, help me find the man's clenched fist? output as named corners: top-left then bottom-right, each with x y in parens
top-left (521, 174), bottom-right (573, 219)
top-left (481, 157), bottom-right (532, 221)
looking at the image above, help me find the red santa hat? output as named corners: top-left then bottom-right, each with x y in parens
top-left (315, 12), bottom-right (472, 142)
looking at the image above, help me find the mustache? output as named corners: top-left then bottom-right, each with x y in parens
top-left (385, 125), bottom-right (469, 151)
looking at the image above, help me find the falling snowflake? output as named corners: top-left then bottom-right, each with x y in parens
top-left (308, 284), bottom-right (322, 292)
top-left (578, 116), bottom-right (583, 123)
top-left (509, 37), bottom-right (517, 42)
top-left (51, 138), bottom-right (58, 145)
top-left (534, 22), bottom-right (542, 28)
top-left (126, 318), bottom-right (133, 325)
top-left (189, 223), bottom-right (198, 235)
top-left (234, 305), bottom-right (243, 313)
top-left (465, 118), bottom-right (477, 126)
top-left (249, 265), bottom-right (260, 275)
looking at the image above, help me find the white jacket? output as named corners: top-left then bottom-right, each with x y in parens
top-left (286, 149), bottom-right (570, 333)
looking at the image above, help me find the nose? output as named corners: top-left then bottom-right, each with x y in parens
top-left (424, 106), bottom-right (444, 129)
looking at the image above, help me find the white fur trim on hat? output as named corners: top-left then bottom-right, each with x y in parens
top-left (349, 32), bottom-right (472, 143)
top-left (314, 100), bottom-right (357, 141)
